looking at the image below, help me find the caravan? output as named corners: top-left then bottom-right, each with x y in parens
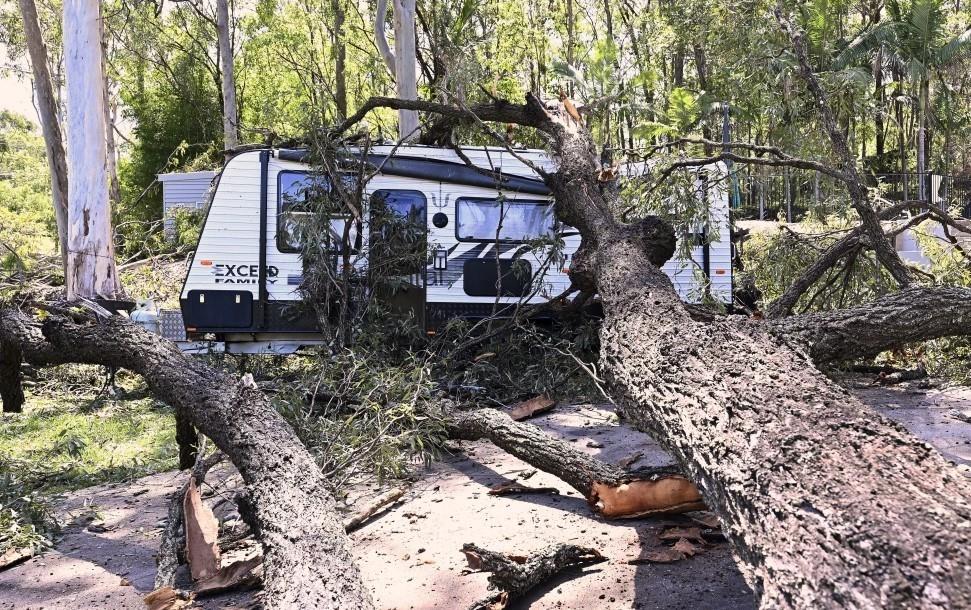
top-left (173, 145), bottom-right (732, 352)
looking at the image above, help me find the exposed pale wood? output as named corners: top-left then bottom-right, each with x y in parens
top-left (62, 0), bottom-right (121, 299)
top-left (391, 0), bottom-right (419, 141)
top-left (342, 487), bottom-right (407, 532)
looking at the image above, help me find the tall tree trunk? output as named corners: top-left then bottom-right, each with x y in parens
top-left (874, 49), bottom-right (885, 159)
top-left (17, 0), bottom-right (69, 272)
top-left (216, 0), bottom-right (238, 150)
top-left (63, 0), bottom-right (122, 299)
top-left (392, 0), bottom-right (418, 140)
top-left (102, 30), bottom-right (121, 208)
top-left (331, 0), bottom-right (347, 118)
top-left (373, 0), bottom-right (419, 140)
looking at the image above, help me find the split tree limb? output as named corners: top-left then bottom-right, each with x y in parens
top-left (156, 449), bottom-right (225, 590)
top-left (462, 543), bottom-right (606, 610)
top-left (0, 306), bottom-right (373, 609)
top-left (447, 408), bottom-right (704, 518)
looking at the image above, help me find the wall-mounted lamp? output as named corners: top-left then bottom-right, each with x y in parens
top-left (433, 247), bottom-right (447, 270)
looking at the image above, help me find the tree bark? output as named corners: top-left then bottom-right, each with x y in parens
top-left (0, 307), bottom-right (373, 609)
top-left (447, 408), bottom-right (704, 518)
top-left (463, 543), bottom-right (605, 610)
top-left (373, 0), bottom-right (419, 141)
top-left (62, 0), bottom-right (122, 299)
top-left (216, 0), bottom-right (239, 150)
top-left (331, 0), bottom-right (347, 118)
top-left (156, 450), bottom-right (224, 590)
top-left (0, 341), bottom-right (24, 413)
top-left (17, 0), bottom-right (69, 271)
top-left (770, 285), bottom-right (971, 364)
top-left (342, 92), bottom-right (971, 607)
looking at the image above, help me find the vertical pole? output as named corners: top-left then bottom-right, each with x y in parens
top-left (784, 168), bottom-right (792, 221)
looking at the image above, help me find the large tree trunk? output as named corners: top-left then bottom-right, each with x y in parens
top-left (17, 0), bottom-right (69, 271)
top-left (216, 0), bottom-right (239, 150)
top-left (553, 105), bottom-right (971, 608)
top-left (344, 92), bottom-right (971, 607)
top-left (62, 0), bottom-right (122, 299)
top-left (0, 308), bottom-right (373, 609)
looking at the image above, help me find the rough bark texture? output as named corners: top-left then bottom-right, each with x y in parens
top-left (770, 286), bottom-right (971, 364)
top-left (447, 408), bottom-right (702, 517)
top-left (17, 0), bottom-right (69, 268)
top-left (342, 92), bottom-right (971, 607)
top-left (62, 0), bottom-right (122, 299)
top-left (462, 543), bottom-right (605, 610)
top-left (546, 110), bottom-right (971, 607)
top-left (0, 308), bottom-right (373, 609)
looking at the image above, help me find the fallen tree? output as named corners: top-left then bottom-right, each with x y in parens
top-left (0, 306), bottom-right (373, 610)
top-left (336, 91), bottom-right (971, 607)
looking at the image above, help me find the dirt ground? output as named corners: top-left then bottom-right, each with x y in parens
top-left (2, 378), bottom-right (969, 610)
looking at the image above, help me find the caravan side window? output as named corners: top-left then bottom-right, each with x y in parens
top-left (277, 171), bottom-right (360, 254)
top-left (455, 198), bottom-right (554, 242)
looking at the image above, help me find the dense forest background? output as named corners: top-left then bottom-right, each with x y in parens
top-left (1, 0), bottom-right (969, 271)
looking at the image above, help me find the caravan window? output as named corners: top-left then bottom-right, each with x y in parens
top-left (277, 171), bottom-right (360, 254)
top-left (455, 198), bottom-right (554, 242)
top-left (370, 190), bottom-right (427, 275)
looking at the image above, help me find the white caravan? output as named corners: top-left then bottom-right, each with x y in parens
top-left (176, 145), bottom-right (732, 352)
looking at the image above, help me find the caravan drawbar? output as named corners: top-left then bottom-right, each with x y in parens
top-left (177, 145), bottom-right (732, 352)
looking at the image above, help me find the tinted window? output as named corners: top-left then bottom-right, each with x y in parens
top-left (455, 198), bottom-right (554, 242)
top-left (277, 171), bottom-right (360, 253)
top-left (370, 189), bottom-right (427, 275)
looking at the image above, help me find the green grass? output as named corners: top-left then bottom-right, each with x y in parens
top-left (0, 373), bottom-right (178, 494)
top-left (0, 367), bottom-right (179, 554)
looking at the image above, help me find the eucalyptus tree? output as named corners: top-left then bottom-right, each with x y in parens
top-left (14, 0), bottom-right (68, 270)
top-left (62, 0), bottom-right (121, 298)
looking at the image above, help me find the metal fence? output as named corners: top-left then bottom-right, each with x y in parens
top-left (732, 170), bottom-right (967, 221)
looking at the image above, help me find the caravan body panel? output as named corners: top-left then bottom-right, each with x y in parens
top-left (180, 146), bottom-right (732, 342)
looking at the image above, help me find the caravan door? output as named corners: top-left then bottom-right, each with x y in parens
top-left (369, 189), bottom-right (428, 327)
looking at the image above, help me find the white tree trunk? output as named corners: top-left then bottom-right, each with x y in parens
top-left (17, 0), bottom-right (69, 270)
top-left (216, 0), bottom-right (238, 150)
top-left (374, 0), bottom-right (419, 141)
top-left (392, 0), bottom-right (419, 141)
top-left (63, 0), bottom-right (121, 299)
